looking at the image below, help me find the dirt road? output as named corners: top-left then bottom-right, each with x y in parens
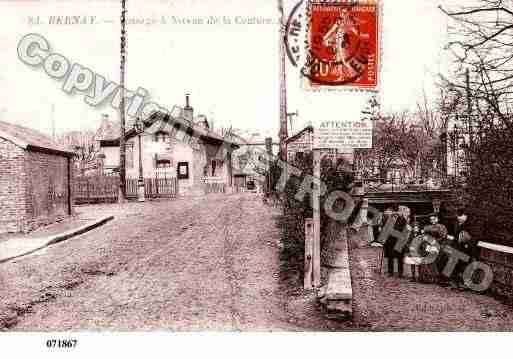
top-left (0, 194), bottom-right (341, 331)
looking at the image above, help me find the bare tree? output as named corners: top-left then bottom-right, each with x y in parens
top-left (440, 1), bottom-right (513, 244)
top-left (57, 130), bottom-right (99, 176)
top-left (440, 0), bottom-right (513, 132)
top-left (356, 102), bottom-right (445, 182)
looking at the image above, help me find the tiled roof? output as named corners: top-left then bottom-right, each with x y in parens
top-left (100, 111), bottom-right (240, 149)
top-left (0, 120), bottom-right (73, 156)
top-left (285, 125), bottom-right (313, 144)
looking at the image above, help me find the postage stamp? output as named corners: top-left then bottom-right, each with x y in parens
top-left (301, 0), bottom-right (381, 92)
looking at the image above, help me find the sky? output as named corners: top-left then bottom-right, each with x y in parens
top-left (0, 0), bottom-right (460, 138)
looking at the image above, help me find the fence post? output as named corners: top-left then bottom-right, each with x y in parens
top-left (305, 218), bottom-right (314, 289)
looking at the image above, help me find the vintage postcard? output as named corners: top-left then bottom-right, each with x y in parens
top-left (0, 0), bottom-right (512, 356)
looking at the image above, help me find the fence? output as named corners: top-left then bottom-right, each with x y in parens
top-left (75, 176), bottom-right (178, 204)
top-left (202, 176), bottom-right (226, 194)
top-left (74, 175), bottom-right (119, 204)
top-left (203, 182), bottom-right (226, 194)
top-left (142, 178), bottom-right (178, 199)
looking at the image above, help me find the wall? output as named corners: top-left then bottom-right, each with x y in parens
top-left (0, 138), bottom-right (28, 233)
top-left (0, 138), bottom-right (71, 233)
top-left (479, 242), bottom-right (513, 301)
top-left (24, 150), bottom-right (71, 231)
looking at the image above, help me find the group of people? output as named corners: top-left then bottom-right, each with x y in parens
top-left (376, 206), bottom-right (476, 290)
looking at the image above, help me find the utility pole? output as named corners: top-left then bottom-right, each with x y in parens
top-left (118, 0), bottom-right (127, 203)
top-left (51, 103), bottom-right (56, 141)
top-left (278, 0), bottom-right (288, 162)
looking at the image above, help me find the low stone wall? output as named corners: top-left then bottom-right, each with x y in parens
top-left (478, 241), bottom-right (513, 301)
top-left (318, 219), bottom-right (353, 320)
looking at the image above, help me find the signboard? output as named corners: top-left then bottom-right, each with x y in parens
top-left (313, 119), bottom-right (372, 149)
top-left (302, 0), bottom-right (381, 92)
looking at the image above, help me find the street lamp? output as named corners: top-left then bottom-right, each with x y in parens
top-left (133, 117), bottom-right (145, 202)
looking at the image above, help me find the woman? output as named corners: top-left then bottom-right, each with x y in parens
top-left (419, 213), bottom-right (448, 283)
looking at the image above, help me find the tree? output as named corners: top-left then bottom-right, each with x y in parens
top-left (440, 0), bottom-right (513, 132)
top-left (440, 1), bottom-right (513, 244)
top-left (56, 130), bottom-right (99, 176)
top-left (355, 108), bottom-right (443, 181)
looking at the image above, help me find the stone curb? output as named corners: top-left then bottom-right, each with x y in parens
top-left (0, 215), bottom-right (114, 264)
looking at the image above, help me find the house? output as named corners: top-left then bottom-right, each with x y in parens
top-left (285, 125), bottom-right (356, 167)
top-left (98, 95), bottom-right (240, 196)
top-left (0, 120), bottom-right (75, 233)
top-left (229, 130), bottom-right (278, 192)
top-left (285, 125), bottom-right (314, 163)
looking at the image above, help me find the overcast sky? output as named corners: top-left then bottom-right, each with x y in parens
top-left (0, 0), bottom-right (459, 137)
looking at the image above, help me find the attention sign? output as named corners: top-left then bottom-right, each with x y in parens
top-left (314, 120), bottom-right (373, 149)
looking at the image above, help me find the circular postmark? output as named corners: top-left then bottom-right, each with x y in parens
top-left (284, 0), bottom-right (305, 67)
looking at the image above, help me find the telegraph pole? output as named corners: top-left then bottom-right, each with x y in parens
top-left (118, 0), bottom-right (127, 203)
top-left (278, 0), bottom-right (288, 162)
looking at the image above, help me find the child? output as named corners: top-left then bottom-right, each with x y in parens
top-left (404, 222), bottom-right (421, 281)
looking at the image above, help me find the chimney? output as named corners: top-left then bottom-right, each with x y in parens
top-left (184, 93), bottom-right (193, 123)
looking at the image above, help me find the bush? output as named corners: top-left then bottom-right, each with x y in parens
top-left (463, 129), bottom-right (513, 245)
top-left (273, 153), bottom-right (355, 267)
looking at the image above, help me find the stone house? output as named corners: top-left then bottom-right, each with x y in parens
top-left (0, 120), bottom-right (75, 234)
top-left (98, 96), bottom-right (240, 196)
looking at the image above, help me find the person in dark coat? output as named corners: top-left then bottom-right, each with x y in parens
top-left (448, 210), bottom-right (475, 289)
top-left (383, 207), bottom-right (410, 277)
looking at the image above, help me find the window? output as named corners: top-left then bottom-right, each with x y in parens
top-left (177, 162), bottom-right (189, 179)
top-left (154, 131), bottom-right (169, 143)
top-left (154, 154), bottom-right (173, 169)
top-left (156, 159), bottom-right (171, 168)
top-left (295, 151), bottom-right (304, 163)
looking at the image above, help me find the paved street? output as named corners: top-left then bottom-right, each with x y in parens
top-left (0, 194), bottom-right (340, 331)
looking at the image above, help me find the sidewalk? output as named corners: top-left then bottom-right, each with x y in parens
top-left (0, 215), bottom-right (114, 264)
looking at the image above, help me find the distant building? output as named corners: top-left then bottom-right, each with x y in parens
top-left (0, 120), bottom-right (75, 233)
top-left (98, 95), bottom-right (240, 196)
top-left (230, 131), bottom-right (278, 192)
top-left (285, 125), bottom-right (314, 163)
top-left (285, 125), bottom-right (355, 167)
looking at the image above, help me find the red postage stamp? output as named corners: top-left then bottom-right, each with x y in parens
top-left (302, 0), bottom-right (381, 91)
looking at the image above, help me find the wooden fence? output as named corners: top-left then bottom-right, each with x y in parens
top-left (202, 176), bottom-right (226, 194)
top-left (74, 176), bottom-right (178, 204)
top-left (203, 182), bottom-right (226, 194)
